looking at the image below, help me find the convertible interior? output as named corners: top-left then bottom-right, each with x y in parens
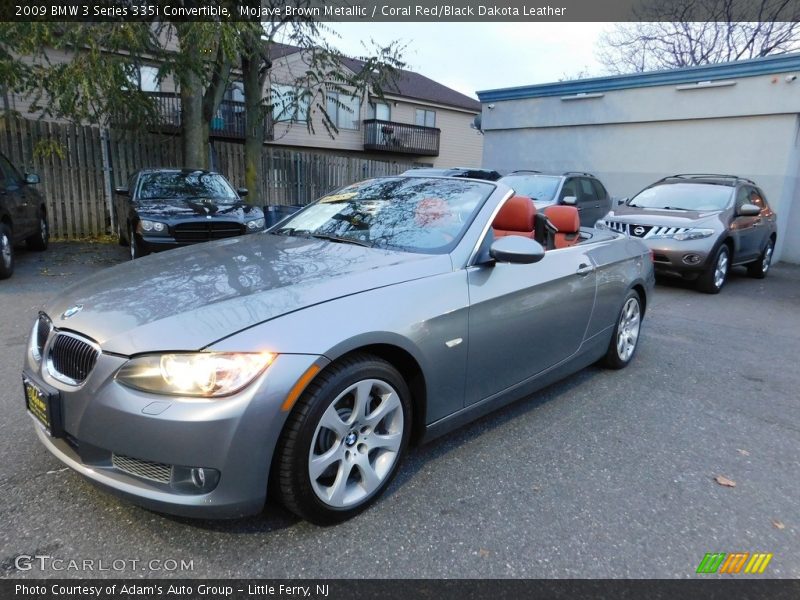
top-left (491, 195), bottom-right (583, 250)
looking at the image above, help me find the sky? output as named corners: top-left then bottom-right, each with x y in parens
top-left (321, 22), bottom-right (611, 99)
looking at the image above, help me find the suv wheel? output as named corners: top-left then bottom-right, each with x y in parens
top-left (0, 223), bottom-right (14, 279)
top-left (747, 238), bottom-right (774, 279)
top-left (26, 213), bottom-right (49, 251)
top-left (697, 244), bottom-right (729, 294)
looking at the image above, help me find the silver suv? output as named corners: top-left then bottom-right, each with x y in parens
top-left (599, 174), bottom-right (777, 293)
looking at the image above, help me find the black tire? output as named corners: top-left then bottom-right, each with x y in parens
top-left (129, 224), bottom-right (146, 259)
top-left (696, 244), bottom-right (730, 294)
top-left (602, 289), bottom-right (642, 369)
top-left (0, 223), bottom-right (14, 280)
top-left (746, 238), bottom-right (774, 279)
top-left (26, 212), bottom-right (49, 251)
top-left (118, 222), bottom-right (128, 247)
top-left (272, 353), bottom-right (412, 525)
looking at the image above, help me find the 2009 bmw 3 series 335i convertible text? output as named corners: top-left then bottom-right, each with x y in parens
top-left (23, 176), bottom-right (654, 524)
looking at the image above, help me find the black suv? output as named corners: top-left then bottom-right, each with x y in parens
top-left (0, 152), bottom-right (48, 279)
top-left (498, 171), bottom-right (612, 227)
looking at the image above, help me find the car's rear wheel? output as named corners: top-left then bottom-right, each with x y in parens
top-left (602, 290), bottom-right (642, 369)
top-left (0, 223), bottom-right (14, 279)
top-left (697, 244), bottom-right (729, 294)
top-left (26, 212), bottom-right (49, 251)
top-left (273, 354), bottom-right (411, 525)
top-left (747, 238), bottom-right (774, 279)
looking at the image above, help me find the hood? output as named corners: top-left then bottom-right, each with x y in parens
top-left (45, 234), bottom-right (451, 355)
top-left (605, 205), bottom-right (723, 228)
top-left (135, 198), bottom-right (261, 221)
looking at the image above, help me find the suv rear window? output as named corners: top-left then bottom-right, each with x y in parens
top-left (629, 183), bottom-right (733, 211)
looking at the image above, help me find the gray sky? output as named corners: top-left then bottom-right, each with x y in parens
top-left (321, 22), bottom-right (610, 99)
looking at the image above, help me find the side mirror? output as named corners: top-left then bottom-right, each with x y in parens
top-left (737, 203), bottom-right (760, 217)
top-left (489, 235), bottom-right (545, 264)
top-left (561, 195), bottom-right (577, 206)
top-left (114, 187), bottom-right (129, 196)
top-left (25, 173), bottom-right (40, 185)
top-left (616, 197), bottom-right (628, 206)
top-left (237, 187), bottom-right (249, 198)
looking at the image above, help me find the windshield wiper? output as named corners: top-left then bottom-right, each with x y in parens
top-left (310, 233), bottom-right (371, 247)
top-left (660, 206), bottom-right (690, 211)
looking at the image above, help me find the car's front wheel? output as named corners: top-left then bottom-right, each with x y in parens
top-left (602, 290), bottom-right (642, 369)
top-left (747, 238), bottom-right (774, 279)
top-left (273, 354), bottom-right (411, 525)
top-left (697, 244), bottom-right (729, 294)
top-left (0, 223), bottom-right (14, 279)
top-left (129, 224), bottom-right (146, 259)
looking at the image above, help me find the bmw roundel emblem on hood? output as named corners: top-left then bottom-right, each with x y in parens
top-left (61, 304), bottom-right (84, 319)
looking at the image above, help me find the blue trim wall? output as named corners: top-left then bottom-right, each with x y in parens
top-left (477, 53), bottom-right (800, 102)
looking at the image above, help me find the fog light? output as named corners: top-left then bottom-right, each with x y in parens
top-left (191, 468), bottom-right (206, 488)
top-left (683, 253), bottom-right (702, 265)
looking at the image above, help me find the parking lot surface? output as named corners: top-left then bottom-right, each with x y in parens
top-left (1, 242), bottom-right (798, 578)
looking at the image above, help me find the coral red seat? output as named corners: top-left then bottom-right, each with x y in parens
top-left (492, 196), bottom-right (535, 238)
top-left (544, 205), bottom-right (581, 249)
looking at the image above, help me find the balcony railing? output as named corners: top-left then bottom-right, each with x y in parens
top-left (143, 92), bottom-right (273, 141)
top-left (363, 119), bottom-right (440, 156)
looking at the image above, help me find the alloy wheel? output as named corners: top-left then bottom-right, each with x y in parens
top-left (762, 242), bottom-right (773, 273)
top-left (616, 297), bottom-right (640, 362)
top-left (39, 218), bottom-right (48, 243)
top-left (714, 249), bottom-right (729, 289)
top-left (308, 378), bottom-right (404, 508)
top-left (0, 232), bottom-right (11, 268)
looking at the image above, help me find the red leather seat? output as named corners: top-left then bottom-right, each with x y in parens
top-left (544, 205), bottom-right (581, 249)
top-left (492, 196), bottom-right (535, 238)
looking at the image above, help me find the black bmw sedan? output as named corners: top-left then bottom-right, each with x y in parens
top-left (115, 169), bottom-right (266, 259)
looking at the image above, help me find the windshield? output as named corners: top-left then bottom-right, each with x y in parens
top-left (500, 175), bottom-right (561, 203)
top-left (138, 172), bottom-right (239, 202)
top-left (629, 183), bottom-right (733, 211)
top-left (273, 177), bottom-right (493, 254)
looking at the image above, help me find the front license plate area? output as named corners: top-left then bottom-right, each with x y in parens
top-left (24, 377), bottom-right (63, 438)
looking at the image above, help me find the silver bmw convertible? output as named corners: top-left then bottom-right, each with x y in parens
top-left (23, 176), bottom-right (654, 524)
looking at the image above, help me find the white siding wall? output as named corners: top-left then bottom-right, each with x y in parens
top-left (482, 73), bottom-right (800, 263)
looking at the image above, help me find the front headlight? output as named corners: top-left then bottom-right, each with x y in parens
top-left (29, 313), bottom-right (52, 364)
top-left (673, 228), bottom-right (714, 241)
top-left (246, 218), bottom-right (266, 231)
top-left (138, 220), bottom-right (167, 234)
top-left (115, 352), bottom-right (275, 397)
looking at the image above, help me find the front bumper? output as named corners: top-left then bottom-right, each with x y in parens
top-left (24, 352), bottom-right (327, 518)
top-left (136, 230), bottom-right (260, 254)
top-left (640, 238), bottom-right (718, 278)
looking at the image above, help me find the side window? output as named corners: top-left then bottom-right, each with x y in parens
top-left (559, 178), bottom-right (578, 201)
top-left (0, 155), bottom-right (21, 187)
top-left (578, 178), bottom-right (598, 203)
top-left (591, 179), bottom-right (608, 200)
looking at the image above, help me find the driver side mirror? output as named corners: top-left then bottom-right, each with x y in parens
top-left (616, 197), bottom-right (628, 206)
top-left (24, 173), bottom-right (40, 185)
top-left (237, 187), bottom-right (249, 198)
top-left (561, 196), bottom-right (577, 206)
top-left (489, 235), bottom-right (545, 264)
top-left (114, 187), bottom-right (129, 196)
top-left (737, 203), bottom-right (760, 217)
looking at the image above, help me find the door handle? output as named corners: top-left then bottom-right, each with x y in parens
top-left (576, 263), bottom-right (595, 276)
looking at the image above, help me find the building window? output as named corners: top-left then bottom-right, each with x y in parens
top-left (370, 101), bottom-right (391, 121)
top-left (415, 108), bottom-right (436, 128)
top-left (271, 84), bottom-right (309, 122)
top-left (126, 65), bottom-right (160, 92)
top-left (327, 92), bottom-right (361, 130)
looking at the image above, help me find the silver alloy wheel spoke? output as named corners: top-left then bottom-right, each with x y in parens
top-left (763, 244), bottom-right (773, 272)
top-left (714, 252), bottom-right (728, 288)
top-left (309, 378), bottom-right (404, 508)
top-left (616, 297), bottom-right (641, 361)
top-left (40, 218), bottom-right (47, 241)
top-left (1, 234), bottom-right (10, 267)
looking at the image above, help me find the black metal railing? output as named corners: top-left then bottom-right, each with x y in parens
top-left (363, 119), bottom-right (440, 156)
top-left (144, 92), bottom-right (273, 141)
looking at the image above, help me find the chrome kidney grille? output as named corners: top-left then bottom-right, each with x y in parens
top-left (47, 331), bottom-right (100, 385)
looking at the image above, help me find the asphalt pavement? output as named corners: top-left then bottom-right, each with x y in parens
top-left (1, 241), bottom-right (798, 579)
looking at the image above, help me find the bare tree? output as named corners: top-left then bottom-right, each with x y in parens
top-left (598, 0), bottom-right (800, 74)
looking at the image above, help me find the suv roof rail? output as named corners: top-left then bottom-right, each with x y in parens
top-left (667, 173), bottom-right (755, 183)
top-left (562, 171), bottom-right (594, 177)
top-left (508, 169), bottom-right (542, 174)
